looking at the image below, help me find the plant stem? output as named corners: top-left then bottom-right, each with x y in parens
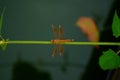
top-left (0, 40), bottom-right (120, 46)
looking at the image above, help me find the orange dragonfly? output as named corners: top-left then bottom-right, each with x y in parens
top-left (51, 24), bottom-right (73, 57)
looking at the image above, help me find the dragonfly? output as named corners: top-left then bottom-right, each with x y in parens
top-left (51, 24), bottom-right (73, 57)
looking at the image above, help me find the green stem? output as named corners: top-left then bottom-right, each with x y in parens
top-left (0, 40), bottom-right (120, 46)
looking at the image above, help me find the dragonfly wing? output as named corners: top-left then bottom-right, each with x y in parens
top-left (59, 24), bottom-right (64, 39)
top-left (52, 24), bottom-right (59, 39)
top-left (52, 44), bottom-right (58, 57)
top-left (59, 44), bottom-right (64, 56)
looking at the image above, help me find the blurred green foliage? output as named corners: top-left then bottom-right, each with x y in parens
top-left (112, 11), bottom-right (120, 38)
top-left (99, 49), bottom-right (120, 70)
top-left (99, 11), bottom-right (120, 70)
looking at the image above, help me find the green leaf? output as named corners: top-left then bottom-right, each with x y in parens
top-left (0, 7), bottom-right (5, 34)
top-left (99, 49), bottom-right (120, 70)
top-left (112, 11), bottom-right (120, 38)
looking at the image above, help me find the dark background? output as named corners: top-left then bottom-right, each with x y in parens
top-left (0, 0), bottom-right (116, 80)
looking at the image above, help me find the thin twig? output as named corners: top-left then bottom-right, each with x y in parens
top-left (0, 40), bottom-right (120, 46)
top-left (116, 50), bottom-right (120, 55)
